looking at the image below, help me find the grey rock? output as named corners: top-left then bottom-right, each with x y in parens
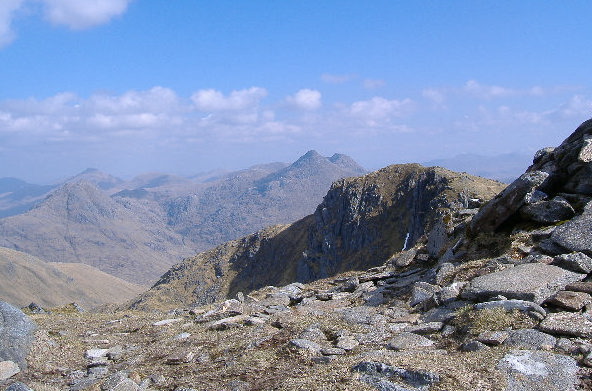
top-left (289, 338), bottom-right (322, 354)
top-left (0, 361), bottom-right (20, 381)
top-left (386, 332), bottom-right (434, 351)
top-left (335, 336), bottom-right (359, 351)
top-left (353, 361), bottom-right (440, 390)
top-left (298, 325), bottom-right (327, 343)
top-left (470, 170), bottom-right (549, 233)
top-left (553, 252), bottom-right (592, 273)
top-left (101, 372), bottom-right (140, 391)
top-left (545, 290), bottom-right (592, 311)
top-left (25, 302), bottom-right (46, 314)
top-left (565, 281), bottom-right (592, 293)
top-left (537, 239), bottom-right (566, 256)
top-left (405, 322), bottom-right (443, 335)
top-left (320, 347), bottom-right (346, 356)
top-left (538, 312), bottom-right (592, 338)
top-left (524, 190), bottom-right (548, 204)
top-left (497, 350), bottom-right (578, 391)
top-left (476, 330), bottom-right (509, 346)
top-left (5, 382), bottom-right (33, 391)
top-left (437, 282), bottom-right (466, 303)
top-left (474, 299), bottom-right (546, 318)
top-left (435, 262), bottom-right (456, 286)
top-left (340, 277), bottom-right (360, 293)
top-left (503, 329), bottom-right (556, 350)
top-left (461, 341), bottom-right (489, 352)
top-left (394, 248), bottom-right (417, 268)
top-left (0, 302), bottom-right (36, 370)
top-left (461, 263), bottom-right (585, 304)
top-left (519, 197), bottom-right (575, 224)
top-left (551, 201), bottom-right (592, 256)
top-left (409, 282), bottom-right (441, 307)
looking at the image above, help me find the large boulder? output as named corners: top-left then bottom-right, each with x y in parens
top-left (497, 350), bottom-right (579, 391)
top-left (551, 201), bottom-right (592, 256)
top-left (0, 301), bottom-right (37, 370)
top-left (461, 263), bottom-right (585, 304)
top-left (470, 171), bottom-right (549, 234)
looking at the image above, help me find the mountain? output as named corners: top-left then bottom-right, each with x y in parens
top-left (423, 152), bottom-right (532, 183)
top-left (154, 150), bottom-right (366, 249)
top-left (131, 163), bottom-right (505, 309)
top-left (0, 152), bottom-right (365, 285)
top-left (0, 180), bottom-right (195, 284)
top-left (0, 246), bottom-right (143, 308)
top-left (0, 177), bottom-right (55, 218)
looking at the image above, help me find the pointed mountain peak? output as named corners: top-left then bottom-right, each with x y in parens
top-left (67, 169), bottom-right (123, 191)
top-left (328, 153), bottom-right (366, 175)
top-left (290, 150), bottom-right (326, 168)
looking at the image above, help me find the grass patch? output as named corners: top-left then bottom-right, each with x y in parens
top-left (452, 305), bottom-right (535, 337)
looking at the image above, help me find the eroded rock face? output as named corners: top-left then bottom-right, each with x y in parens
top-left (551, 201), bottom-right (592, 256)
top-left (0, 301), bottom-right (36, 370)
top-left (460, 263), bottom-right (585, 304)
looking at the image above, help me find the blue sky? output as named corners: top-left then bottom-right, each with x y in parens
top-left (0, 1), bottom-right (591, 183)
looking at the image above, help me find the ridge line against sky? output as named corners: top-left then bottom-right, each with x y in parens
top-left (0, 1), bottom-right (591, 183)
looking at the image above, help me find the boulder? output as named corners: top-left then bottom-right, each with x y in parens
top-left (545, 290), bottom-right (591, 311)
top-left (551, 201), bottom-right (592, 256)
top-left (538, 312), bottom-right (592, 338)
top-left (461, 263), bottom-right (585, 304)
top-left (385, 332), bottom-right (434, 351)
top-left (519, 196), bottom-right (575, 224)
top-left (470, 171), bottom-right (549, 234)
top-left (0, 301), bottom-right (36, 370)
top-left (552, 252), bottom-right (592, 273)
top-left (502, 329), bottom-right (556, 350)
top-left (497, 350), bottom-right (578, 391)
top-left (0, 361), bottom-right (20, 381)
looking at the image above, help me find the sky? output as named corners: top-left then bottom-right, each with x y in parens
top-left (0, 1), bottom-right (591, 183)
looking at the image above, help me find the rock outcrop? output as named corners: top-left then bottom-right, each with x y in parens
top-left (130, 165), bottom-right (504, 309)
top-left (0, 302), bottom-right (36, 371)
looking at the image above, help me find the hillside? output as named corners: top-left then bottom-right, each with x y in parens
top-left (0, 178), bottom-right (55, 218)
top-left (0, 247), bottom-right (144, 308)
top-left (0, 181), bottom-right (194, 284)
top-left (131, 164), bottom-right (505, 309)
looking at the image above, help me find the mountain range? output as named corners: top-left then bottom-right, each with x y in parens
top-left (0, 151), bottom-right (366, 285)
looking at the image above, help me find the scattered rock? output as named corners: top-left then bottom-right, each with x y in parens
top-left (5, 382), bottom-right (33, 391)
top-left (476, 330), bottom-right (509, 346)
top-left (385, 332), bottom-right (434, 351)
top-left (461, 340), bottom-right (489, 352)
top-left (352, 361), bottom-right (440, 390)
top-left (474, 299), bottom-right (546, 318)
top-left (461, 263), bottom-right (585, 304)
top-left (497, 350), bottom-right (578, 391)
top-left (538, 312), bottom-right (592, 338)
top-left (289, 339), bottom-right (322, 354)
top-left (25, 302), bottom-right (46, 314)
top-left (565, 281), bottom-right (592, 294)
top-left (152, 318), bottom-right (183, 326)
top-left (165, 351), bottom-right (195, 365)
top-left (335, 336), bottom-right (359, 351)
top-left (409, 282), bottom-right (441, 308)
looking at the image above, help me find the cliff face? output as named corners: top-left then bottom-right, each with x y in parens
top-left (297, 164), bottom-right (504, 281)
top-left (131, 164), bottom-right (505, 309)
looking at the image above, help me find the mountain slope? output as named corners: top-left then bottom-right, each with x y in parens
top-left (0, 181), bottom-right (194, 284)
top-left (162, 150), bottom-right (366, 248)
top-left (0, 247), bottom-right (144, 308)
top-left (131, 164), bottom-right (505, 309)
top-left (0, 177), bottom-right (56, 218)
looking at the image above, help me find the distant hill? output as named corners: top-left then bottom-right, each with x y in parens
top-left (0, 177), bottom-right (56, 218)
top-left (0, 246), bottom-right (144, 308)
top-left (0, 181), bottom-right (194, 284)
top-left (423, 152), bottom-right (533, 183)
top-left (0, 152), bottom-right (366, 285)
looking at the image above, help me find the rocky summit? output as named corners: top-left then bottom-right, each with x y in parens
top-left (2, 119), bottom-right (592, 390)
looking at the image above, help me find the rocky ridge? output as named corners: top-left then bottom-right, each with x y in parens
top-left (2, 120), bottom-right (592, 390)
top-left (130, 164), bottom-right (504, 309)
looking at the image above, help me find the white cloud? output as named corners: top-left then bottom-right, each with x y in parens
top-left (286, 89), bottom-right (322, 110)
top-left (41, 0), bottom-right (133, 30)
top-left (422, 88), bottom-right (446, 106)
top-left (349, 97), bottom-right (414, 126)
top-left (0, 0), bottom-right (25, 47)
top-left (191, 87), bottom-right (267, 112)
